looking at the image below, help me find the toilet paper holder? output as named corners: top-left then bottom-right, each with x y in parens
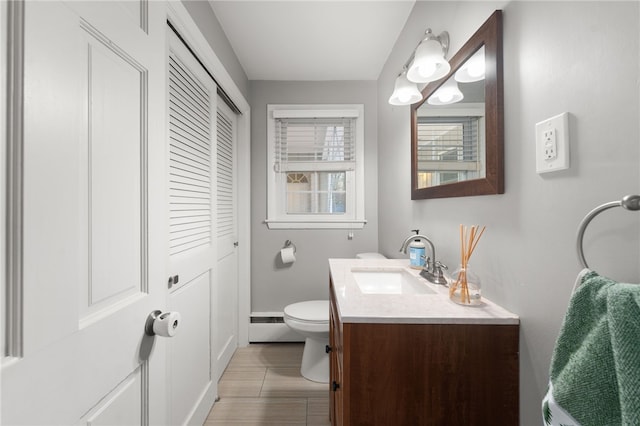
top-left (283, 239), bottom-right (296, 253)
top-left (145, 310), bottom-right (180, 337)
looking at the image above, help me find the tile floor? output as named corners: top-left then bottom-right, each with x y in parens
top-left (204, 343), bottom-right (331, 425)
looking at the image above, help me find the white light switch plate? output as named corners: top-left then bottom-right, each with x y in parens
top-left (535, 112), bottom-right (569, 174)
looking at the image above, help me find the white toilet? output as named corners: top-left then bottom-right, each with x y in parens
top-left (283, 252), bottom-right (386, 383)
top-left (283, 300), bottom-right (330, 383)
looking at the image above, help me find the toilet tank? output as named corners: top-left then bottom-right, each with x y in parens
top-left (355, 252), bottom-right (387, 259)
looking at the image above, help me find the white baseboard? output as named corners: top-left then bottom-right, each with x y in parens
top-left (249, 312), bottom-right (303, 342)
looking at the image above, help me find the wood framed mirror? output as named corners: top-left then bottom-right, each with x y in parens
top-left (411, 10), bottom-right (503, 200)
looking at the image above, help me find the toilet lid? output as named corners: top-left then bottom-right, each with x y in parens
top-left (284, 300), bottom-right (329, 323)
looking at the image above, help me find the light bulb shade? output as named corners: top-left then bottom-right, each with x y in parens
top-left (388, 73), bottom-right (423, 106)
top-left (427, 78), bottom-right (464, 105)
top-left (407, 38), bottom-right (450, 83)
top-left (455, 46), bottom-right (485, 83)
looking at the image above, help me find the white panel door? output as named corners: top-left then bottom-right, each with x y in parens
top-left (215, 99), bottom-right (239, 381)
top-left (1, 1), bottom-right (168, 425)
top-left (167, 29), bottom-right (218, 425)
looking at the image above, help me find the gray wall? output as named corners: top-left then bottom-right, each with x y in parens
top-left (250, 81), bottom-right (379, 312)
top-left (377, 1), bottom-right (640, 424)
top-left (181, 0), bottom-right (249, 100)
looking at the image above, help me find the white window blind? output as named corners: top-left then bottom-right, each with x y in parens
top-left (416, 116), bottom-right (480, 172)
top-left (274, 116), bottom-right (356, 172)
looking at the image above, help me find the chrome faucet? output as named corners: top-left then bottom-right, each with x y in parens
top-left (399, 233), bottom-right (448, 285)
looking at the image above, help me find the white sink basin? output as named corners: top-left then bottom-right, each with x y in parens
top-left (351, 268), bottom-right (436, 295)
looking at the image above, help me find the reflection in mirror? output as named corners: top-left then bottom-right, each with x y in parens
top-left (411, 10), bottom-right (503, 200)
top-left (455, 46), bottom-right (485, 83)
top-left (416, 47), bottom-right (485, 189)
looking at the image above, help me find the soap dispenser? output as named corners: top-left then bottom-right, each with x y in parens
top-left (408, 229), bottom-right (426, 270)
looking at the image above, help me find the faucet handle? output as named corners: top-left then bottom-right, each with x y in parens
top-left (430, 261), bottom-right (449, 286)
top-left (435, 261), bottom-right (447, 271)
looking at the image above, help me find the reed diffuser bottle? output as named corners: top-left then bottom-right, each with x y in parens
top-left (450, 264), bottom-right (482, 305)
top-left (449, 225), bottom-right (485, 306)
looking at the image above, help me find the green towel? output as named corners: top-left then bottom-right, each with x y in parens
top-left (542, 270), bottom-right (640, 426)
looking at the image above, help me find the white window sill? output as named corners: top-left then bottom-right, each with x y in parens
top-left (264, 219), bottom-right (367, 230)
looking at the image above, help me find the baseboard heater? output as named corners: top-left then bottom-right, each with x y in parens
top-left (249, 312), bottom-right (303, 343)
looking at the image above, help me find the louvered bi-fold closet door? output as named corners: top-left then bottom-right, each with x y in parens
top-left (214, 99), bottom-right (239, 381)
top-left (166, 30), bottom-right (217, 426)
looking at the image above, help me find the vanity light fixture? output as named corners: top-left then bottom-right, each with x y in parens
top-left (388, 69), bottom-right (423, 106)
top-left (406, 29), bottom-right (450, 83)
top-left (427, 78), bottom-right (464, 105)
top-left (455, 46), bottom-right (485, 83)
top-left (388, 28), bottom-right (451, 106)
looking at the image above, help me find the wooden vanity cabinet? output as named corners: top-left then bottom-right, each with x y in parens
top-left (329, 279), bottom-right (519, 426)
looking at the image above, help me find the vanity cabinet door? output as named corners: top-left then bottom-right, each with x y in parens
top-left (342, 322), bottom-right (519, 425)
top-left (329, 281), bottom-right (343, 425)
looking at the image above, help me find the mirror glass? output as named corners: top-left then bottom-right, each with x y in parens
top-left (411, 11), bottom-right (503, 199)
top-left (415, 47), bottom-right (485, 189)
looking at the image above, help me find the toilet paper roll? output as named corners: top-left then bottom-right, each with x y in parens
top-left (153, 311), bottom-right (181, 337)
top-left (280, 247), bottom-right (296, 264)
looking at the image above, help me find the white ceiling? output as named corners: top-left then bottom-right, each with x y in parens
top-left (208, 1), bottom-right (416, 81)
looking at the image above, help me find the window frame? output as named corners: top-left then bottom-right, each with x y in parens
top-left (265, 104), bottom-right (366, 229)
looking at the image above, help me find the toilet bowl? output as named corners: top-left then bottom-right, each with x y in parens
top-left (283, 252), bottom-right (386, 383)
top-left (283, 300), bottom-right (330, 383)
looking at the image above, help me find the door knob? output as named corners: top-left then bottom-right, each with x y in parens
top-left (145, 310), bottom-right (181, 337)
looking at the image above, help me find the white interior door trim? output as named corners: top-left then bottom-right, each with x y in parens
top-left (166, 1), bottom-right (248, 113)
top-left (0, 0), bottom-right (8, 361)
top-left (235, 110), bottom-right (251, 347)
top-left (166, 0), bottom-right (250, 346)
top-left (2, 0), bottom-right (24, 363)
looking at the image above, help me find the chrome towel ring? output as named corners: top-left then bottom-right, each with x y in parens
top-left (576, 194), bottom-right (640, 269)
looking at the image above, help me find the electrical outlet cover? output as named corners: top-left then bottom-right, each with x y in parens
top-left (535, 112), bottom-right (569, 174)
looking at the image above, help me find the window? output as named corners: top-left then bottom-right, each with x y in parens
top-left (266, 104), bottom-right (366, 229)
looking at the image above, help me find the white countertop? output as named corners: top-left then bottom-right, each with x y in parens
top-left (329, 258), bottom-right (519, 325)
